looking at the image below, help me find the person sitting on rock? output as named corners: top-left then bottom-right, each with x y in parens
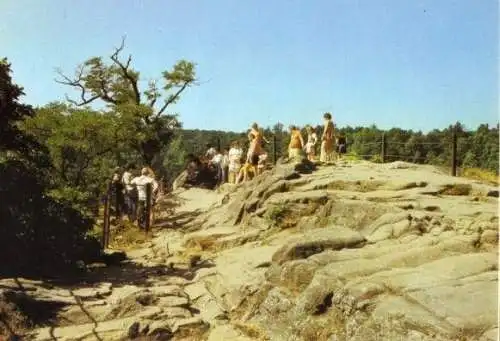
top-left (185, 154), bottom-right (201, 186)
top-left (236, 157), bottom-right (257, 184)
top-left (205, 143), bottom-right (217, 160)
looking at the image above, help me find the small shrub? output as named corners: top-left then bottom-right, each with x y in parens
top-left (265, 204), bottom-right (289, 225)
top-left (439, 184), bottom-right (472, 196)
top-left (462, 168), bottom-right (499, 185)
top-left (370, 154), bottom-right (383, 163)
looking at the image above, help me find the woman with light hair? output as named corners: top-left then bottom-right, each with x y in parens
top-left (288, 125), bottom-right (304, 162)
top-left (304, 125), bottom-right (318, 161)
top-left (145, 167), bottom-right (159, 225)
top-left (246, 123), bottom-right (266, 167)
top-left (320, 112), bottom-right (337, 163)
top-left (228, 141), bottom-right (243, 184)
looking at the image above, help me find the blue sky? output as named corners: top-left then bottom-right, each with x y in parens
top-left (1, 0), bottom-right (498, 132)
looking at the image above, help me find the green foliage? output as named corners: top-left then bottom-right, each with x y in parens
top-left (23, 103), bottom-right (121, 209)
top-left (265, 204), bottom-right (289, 226)
top-left (0, 59), bottom-right (101, 276)
top-left (370, 154), bottom-right (383, 163)
top-left (56, 38), bottom-right (196, 165)
top-left (161, 134), bottom-right (188, 186)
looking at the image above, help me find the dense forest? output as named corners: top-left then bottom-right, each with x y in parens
top-left (1, 42), bottom-right (498, 274)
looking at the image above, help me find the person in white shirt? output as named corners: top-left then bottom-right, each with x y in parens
top-left (210, 150), bottom-right (224, 187)
top-left (122, 163), bottom-right (137, 222)
top-left (131, 167), bottom-right (159, 229)
top-left (228, 141), bottom-right (243, 184)
top-left (257, 153), bottom-right (268, 175)
top-left (205, 144), bottom-right (217, 160)
top-left (305, 125), bottom-right (318, 161)
top-left (220, 148), bottom-right (230, 184)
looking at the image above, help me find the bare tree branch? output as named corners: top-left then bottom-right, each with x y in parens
top-left (110, 36), bottom-right (141, 104)
top-left (147, 80), bottom-right (160, 108)
top-left (156, 81), bottom-right (190, 117)
top-left (55, 67), bottom-right (100, 106)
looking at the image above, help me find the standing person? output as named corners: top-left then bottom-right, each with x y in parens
top-left (131, 168), bottom-right (159, 230)
top-left (111, 167), bottom-right (124, 219)
top-left (209, 149), bottom-right (224, 187)
top-left (320, 112), bottom-right (337, 163)
top-left (305, 125), bottom-right (318, 161)
top-left (122, 163), bottom-right (138, 222)
top-left (221, 148), bottom-right (230, 184)
top-left (145, 167), bottom-right (160, 225)
top-left (337, 134), bottom-right (347, 159)
top-left (288, 125), bottom-right (305, 162)
top-left (228, 141), bottom-right (243, 184)
top-left (247, 123), bottom-right (267, 167)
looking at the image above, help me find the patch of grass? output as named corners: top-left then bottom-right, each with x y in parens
top-left (108, 220), bottom-right (150, 250)
top-left (233, 321), bottom-right (270, 340)
top-left (343, 152), bottom-right (362, 161)
top-left (265, 203), bottom-right (290, 226)
top-left (295, 311), bottom-right (345, 341)
top-left (264, 202), bottom-right (320, 230)
top-left (461, 167), bottom-right (499, 185)
top-left (326, 180), bottom-right (384, 192)
top-left (184, 235), bottom-right (218, 251)
top-left (370, 154), bottom-right (383, 163)
top-left (438, 183), bottom-right (472, 196)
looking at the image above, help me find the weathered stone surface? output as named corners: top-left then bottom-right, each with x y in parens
top-left (156, 296), bottom-right (189, 307)
top-left (272, 226), bottom-right (365, 265)
top-left (266, 189), bottom-right (330, 205)
top-left (18, 161), bottom-right (499, 341)
top-left (207, 323), bottom-right (254, 341)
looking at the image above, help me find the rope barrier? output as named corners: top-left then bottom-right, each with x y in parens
top-left (382, 141), bottom-right (445, 146)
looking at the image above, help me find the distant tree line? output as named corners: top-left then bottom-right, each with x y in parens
top-left (175, 122), bottom-right (498, 175)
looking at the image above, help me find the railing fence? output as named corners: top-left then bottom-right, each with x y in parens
top-left (100, 123), bottom-right (460, 250)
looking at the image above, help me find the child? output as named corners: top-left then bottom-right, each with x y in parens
top-left (257, 153), bottom-right (268, 175)
top-left (305, 125), bottom-right (318, 161)
top-left (228, 141), bottom-right (243, 184)
top-left (236, 161), bottom-right (256, 184)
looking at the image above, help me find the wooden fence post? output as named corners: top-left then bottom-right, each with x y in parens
top-left (273, 135), bottom-right (277, 164)
top-left (451, 124), bottom-right (457, 176)
top-left (381, 133), bottom-right (387, 163)
top-left (102, 182), bottom-right (111, 249)
top-left (145, 183), bottom-right (152, 234)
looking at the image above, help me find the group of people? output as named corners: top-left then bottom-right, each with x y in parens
top-left (203, 133), bottom-right (269, 186)
top-left (184, 112), bottom-right (347, 190)
top-left (107, 113), bottom-right (347, 230)
top-left (111, 164), bottom-right (159, 229)
top-left (288, 112), bottom-right (346, 162)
